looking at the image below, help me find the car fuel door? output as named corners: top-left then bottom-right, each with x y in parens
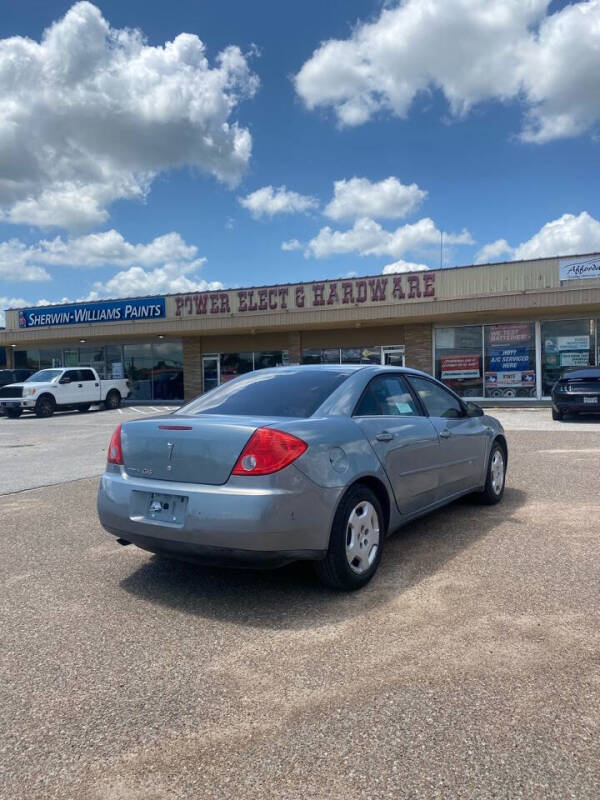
top-left (353, 375), bottom-right (440, 515)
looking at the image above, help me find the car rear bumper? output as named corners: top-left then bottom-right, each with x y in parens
top-left (553, 395), bottom-right (600, 413)
top-left (97, 467), bottom-right (340, 563)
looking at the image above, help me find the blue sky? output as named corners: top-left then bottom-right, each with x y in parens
top-left (0, 0), bottom-right (599, 318)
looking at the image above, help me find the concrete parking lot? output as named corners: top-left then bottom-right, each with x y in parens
top-left (1, 409), bottom-right (599, 799)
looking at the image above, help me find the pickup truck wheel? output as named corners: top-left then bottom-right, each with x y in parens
top-left (5, 408), bottom-right (22, 419)
top-left (77, 404), bottom-right (91, 413)
top-left (104, 390), bottom-right (121, 410)
top-left (35, 394), bottom-right (56, 418)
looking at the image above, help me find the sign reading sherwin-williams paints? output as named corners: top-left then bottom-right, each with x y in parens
top-left (18, 297), bottom-right (166, 328)
top-left (559, 254), bottom-right (600, 281)
top-left (173, 272), bottom-right (436, 318)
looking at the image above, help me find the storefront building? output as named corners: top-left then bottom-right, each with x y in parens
top-left (1, 252), bottom-right (600, 404)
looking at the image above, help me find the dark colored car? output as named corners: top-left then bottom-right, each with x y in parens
top-left (551, 367), bottom-right (600, 420)
top-left (0, 368), bottom-right (34, 387)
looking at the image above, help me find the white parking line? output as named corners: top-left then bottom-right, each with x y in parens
top-left (129, 407), bottom-right (146, 414)
top-left (150, 406), bottom-right (161, 412)
top-left (117, 408), bottom-right (123, 415)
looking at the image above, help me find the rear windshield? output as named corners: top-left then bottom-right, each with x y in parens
top-left (178, 369), bottom-right (354, 418)
top-left (26, 369), bottom-right (63, 382)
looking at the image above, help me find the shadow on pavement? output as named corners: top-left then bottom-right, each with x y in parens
top-left (119, 487), bottom-right (527, 631)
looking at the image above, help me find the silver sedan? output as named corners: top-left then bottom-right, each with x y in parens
top-left (97, 365), bottom-right (507, 590)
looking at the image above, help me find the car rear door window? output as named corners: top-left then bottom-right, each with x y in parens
top-left (408, 376), bottom-right (464, 418)
top-left (354, 375), bottom-right (420, 417)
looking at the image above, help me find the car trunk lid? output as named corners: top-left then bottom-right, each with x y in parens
top-left (121, 414), bottom-right (283, 485)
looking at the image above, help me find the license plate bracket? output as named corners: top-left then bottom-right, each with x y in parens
top-left (131, 491), bottom-right (188, 526)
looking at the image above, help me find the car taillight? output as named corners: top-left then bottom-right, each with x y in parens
top-left (232, 428), bottom-right (307, 476)
top-left (107, 424), bottom-right (123, 465)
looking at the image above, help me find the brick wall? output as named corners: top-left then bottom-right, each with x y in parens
top-left (404, 323), bottom-right (433, 375)
top-left (182, 337), bottom-right (203, 401)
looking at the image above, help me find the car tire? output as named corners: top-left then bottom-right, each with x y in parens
top-left (552, 408), bottom-right (564, 421)
top-left (473, 442), bottom-right (506, 505)
top-left (5, 408), bottom-right (22, 419)
top-left (34, 394), bottom-right (56, 418)
top-left (77, 404), bottom-right (91, 413)
top-left (104, 390), bottom-right (121, 410)
top-left (315, 484), bottom-right (385, 591)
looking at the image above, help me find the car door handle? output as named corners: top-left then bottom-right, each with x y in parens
top-left (439, 429), bottom-right (451, 439)
top-left (376, 431), bottom-right (394, 441)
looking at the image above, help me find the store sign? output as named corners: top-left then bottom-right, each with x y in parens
top-left (544, 335), bottom-right (590, 352)
top-left (489, 346), bottom-right (530, 372)
top-left (488, 323), bottom-right (531, 345)
top-left (18, 297), bottom-right (166, 329)
top-left (559, 254), bottom-right (600, 281)
top-left (441, 355), bottom-right (480, 380)
top-left (560, 352), bottom-right (590, 367)
top-left (173, 272), bottom-right (436, 318)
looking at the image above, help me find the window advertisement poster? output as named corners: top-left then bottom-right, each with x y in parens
top-left (560, 351), bottom-right (590, 367)
top-left (544, 335), bottom-right (590, 352)
top-left (488, 323), bottom-right (531, 345)
top-left (441, 355), bottom-right (480, 380)
top-left (486, 346), bottom-right (534, 390)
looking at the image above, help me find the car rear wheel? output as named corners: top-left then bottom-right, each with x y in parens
top-left (104, 390), bottom-right (121, 410)
top-left (315, 484), bottom-right (385, 591)
top-left (34, 395), bottom-right (55, 418)
top-left (552, 408), bottom-right (564, 421)
top-left (5, 408), bottom-right (22, 419)
top-left (473, 442), bottom-right (506, 505)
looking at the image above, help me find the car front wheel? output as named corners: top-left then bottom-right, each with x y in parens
top-left (315, 484), bottom-right (385, 591)
top-left (5, 408), bottom-right (22, 419)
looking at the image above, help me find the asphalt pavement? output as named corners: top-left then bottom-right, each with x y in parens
top-left (1, 410), bottom-right (599, 798)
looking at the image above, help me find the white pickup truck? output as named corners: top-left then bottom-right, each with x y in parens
top-left (0, 367), bottom-right (131, 418)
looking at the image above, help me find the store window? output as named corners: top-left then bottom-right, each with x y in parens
top-left (484, 323), bottom-right (536, 399)
top-left (220, 352), bottom-right (254, 383)
top-left (302, 345), bottom-right (403, 366)
top-left (435, 327), bottom-right (483, 398)
top-left (541, 319), bottom-right (595, 395)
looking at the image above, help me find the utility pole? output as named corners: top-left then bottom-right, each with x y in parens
top-left (440, 230), bottom-right (444, 269)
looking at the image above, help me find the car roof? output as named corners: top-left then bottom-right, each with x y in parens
top-left (562, 367), bottom-right (600, 378)
top-left (262, 364), bottom-right (432, 377)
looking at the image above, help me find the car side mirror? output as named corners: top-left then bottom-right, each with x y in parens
top-left (59, 376), bottom-right (71, 384)
top-left (465, 401), bottom-right (484, 417)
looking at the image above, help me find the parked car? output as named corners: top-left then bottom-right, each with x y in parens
top-left (551, 367), bottom-right (600, 420)
top-left (98, 365), bottom-right (507, 590)
top-left (0, 368), bottom-right (34, 387)
top-left (0, 367), bottom-right (131, 418)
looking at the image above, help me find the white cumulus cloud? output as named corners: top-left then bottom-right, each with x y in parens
top-left (281, 238), bottom-right (302, 251)
top-left (306, 217), bottom-right (472, 259)
top-left (382, 259), bottom-right (430, 274)
top-left (476, 212), bottom-right (600, 263)
top-left (324, 177), bottom-right (427, 221)
top-left (239, 185), bottom-right (318, 218)
top-left (295, 0), bottom-right (600, 143)
top-left (88, 266), bottom-right (223, 299)
top-left (0, 2), bottom-right (259, 229)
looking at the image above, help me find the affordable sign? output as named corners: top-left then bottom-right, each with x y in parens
top-left (441, 355), bottom-right (480, 380)
top-left (19, 297), bottom-right (166, 328)
top-left (559, 255), bottom-right (600, 281)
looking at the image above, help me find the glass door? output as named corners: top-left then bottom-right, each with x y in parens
top-left (202, 355), bottom-right (220, 392)
top-left (382, 346), bottom-right (405, 367)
